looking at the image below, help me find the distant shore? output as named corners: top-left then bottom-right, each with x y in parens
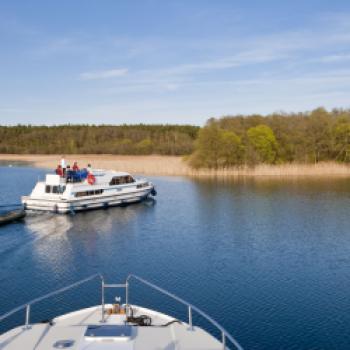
top-left (0, 154), bottom-right (349, 177)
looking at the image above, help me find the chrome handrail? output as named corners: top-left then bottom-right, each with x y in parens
top-left (0, 274), bottom-right (101, 327)
top-left (126, 274), bottom-right (243, 350)
top-left (0, 273), bottom-right (243, 350)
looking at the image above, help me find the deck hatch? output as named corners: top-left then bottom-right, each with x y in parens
top-left (85, 325), bottom-right (132, 338)
top-left (53, 339), bottom-right (75, 348)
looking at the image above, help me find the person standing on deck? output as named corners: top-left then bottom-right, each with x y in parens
top-left (60, 156), bottom-right (66, 176)
top-left (72, 161), bottom-right (79, 171)
top-left (55, 164), bottom-right (63, 176)
top-left (72, 161), bottom-right (80, 182)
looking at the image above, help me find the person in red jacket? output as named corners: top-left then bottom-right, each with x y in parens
top-left (55, 165), bottom-right (63, 176)
top-left (72, 161), bottom-right (79, 171)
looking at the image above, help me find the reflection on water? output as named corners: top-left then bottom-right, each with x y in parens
top-left (25, 199), bottom-right (156, 237)
top-left (191, 175), bottom-right (350, 194)
top-left (0, 167), bottom-right (350, 349)
top-left (0, 160), bottom-right (32, 167)
top-left (25, 202), bottom-right (156, 275)
top-left (26, 213), bottom-right (73, 236)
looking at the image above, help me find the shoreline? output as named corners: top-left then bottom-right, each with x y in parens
top-left (0, 154), bottom-right (349, 177)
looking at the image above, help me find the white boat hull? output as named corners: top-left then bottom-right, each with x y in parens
top-left (22, 187), bottom-right (154, 214)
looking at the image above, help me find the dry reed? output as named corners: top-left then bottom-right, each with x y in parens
top-left (0, 154), bottom-right (349, 177)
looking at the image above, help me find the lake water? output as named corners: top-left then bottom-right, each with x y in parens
top-left (0, 165), bottom-right (349, 349)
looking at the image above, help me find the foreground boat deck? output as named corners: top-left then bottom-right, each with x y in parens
top-left (0, 305), bottom-right (223, 350)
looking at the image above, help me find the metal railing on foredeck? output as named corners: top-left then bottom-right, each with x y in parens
top-left (124, 274), bottom-right (244, 350)
top-left (0, 273), bottom-right (243, 350)
top-left (0, 274), bottom-right (102, 329)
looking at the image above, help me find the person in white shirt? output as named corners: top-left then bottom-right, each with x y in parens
top-left (60, 156), bottom-right (66, 176)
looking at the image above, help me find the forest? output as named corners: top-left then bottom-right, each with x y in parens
top-left (0, 108), bottom-right (349, 168)
top-left (0, 124), bottom-right (199, 156)
top-left (189, 108), bottom-right (350, 168)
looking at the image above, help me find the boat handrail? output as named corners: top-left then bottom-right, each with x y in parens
top-left (0, 273), bottom-right (243, 350)
top-left (125, 274), bottom-right (243, 350)
top-left (0, 274), bottom-right (101, 326)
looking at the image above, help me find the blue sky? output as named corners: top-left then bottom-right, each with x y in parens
top-left (0, 0), bottom-right (350, 125)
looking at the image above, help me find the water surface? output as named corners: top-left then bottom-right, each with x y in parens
top-left (0, 165), bottom-right (349, 349)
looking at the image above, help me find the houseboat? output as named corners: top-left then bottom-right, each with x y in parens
top-left (22, 168), bottom-right (156, 214)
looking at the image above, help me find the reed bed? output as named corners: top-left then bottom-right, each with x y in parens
top-left (0, 154), bottom-right (349, 177)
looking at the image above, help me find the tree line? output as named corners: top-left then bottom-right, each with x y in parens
top-left (0, 108), bottom-right (349, 167)
top-left (0, 124), bottom-right (199, 156)
top-left (189, 108), bottom-right (350, 168)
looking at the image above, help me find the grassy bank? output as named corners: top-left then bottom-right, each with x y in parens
top-left (0, 154), bottom-right (349, 177)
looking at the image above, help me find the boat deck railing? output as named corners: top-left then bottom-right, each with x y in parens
top-left (0, 274), bottom-right (101, 329)
top-left (0, 274), bottom-right (243, 350)
top-left (124, 274), bottom-right (243, 350)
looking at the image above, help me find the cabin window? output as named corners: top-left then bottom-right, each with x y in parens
top-left (75, 191), bottom-right (87, 197)
top-left (109, 176), bottom-right (135, 186)
top-left (137, 182), bottom-right (149, 189)
top-left (75, 189), bottom-right (104, 197)
top-left (109, 177), bottom-right (120, 186)
top-left (45, 185), bottom-right (65, 194)
top-left (126, 175), bottom-right (135, 183)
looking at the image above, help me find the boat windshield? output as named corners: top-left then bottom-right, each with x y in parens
top-left (110, 175), bottom-right (135, 185)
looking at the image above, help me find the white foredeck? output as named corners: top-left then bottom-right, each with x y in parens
top-left (0, 305), bottom-right (224, 350)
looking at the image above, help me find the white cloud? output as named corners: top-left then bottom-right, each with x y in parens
top-left (164, 83), bottom-right (180, 91)
top-left (79, 68), bottom-right (128, 80)
top-left (315, 54), bottom-right (350, 63)
top-left (179, 53), bottom-right (284, 73)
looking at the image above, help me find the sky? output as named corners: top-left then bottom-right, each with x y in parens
top-left (0, 0), bottom-right (350, 126)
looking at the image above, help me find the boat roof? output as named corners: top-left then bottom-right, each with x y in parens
top-left (41, 169), bottom-right (137, 187)
top-left (91, 169), bottom-right (131, 176)
top-left (0, 305), bottom-right (224, 350)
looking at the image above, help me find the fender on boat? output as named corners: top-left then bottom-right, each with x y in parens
top-left (87, 173), bottom-right (96, 185)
